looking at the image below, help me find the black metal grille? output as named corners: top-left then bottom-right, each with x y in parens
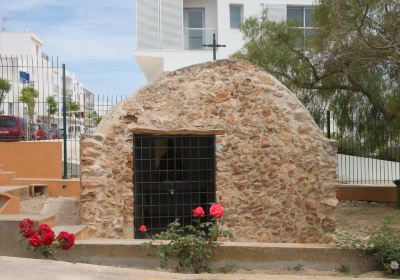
top-left (134, 135), bottom-right (216, 238)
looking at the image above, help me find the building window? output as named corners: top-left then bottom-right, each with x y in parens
top-left (19, 71), bottom-right (30, 84)
top-left (8, 103), bottom-right (13, 115)
top-left (287, 6), bottom-right (315, 48)
top-left (230, 5), bottom-right (243, 29)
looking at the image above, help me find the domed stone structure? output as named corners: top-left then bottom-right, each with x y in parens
top-left (80, 60), bottom-right (337, 243)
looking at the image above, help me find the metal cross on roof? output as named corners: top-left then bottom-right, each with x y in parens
top-left (203, 33), bottom-right (226, 61)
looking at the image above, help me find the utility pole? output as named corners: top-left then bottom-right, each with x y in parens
top-left (0, 17), bottom-right (9, 54)
top-left (203, 33), bottom-right (226, 61)
top-left (1, 17), bottom-right (9, 31)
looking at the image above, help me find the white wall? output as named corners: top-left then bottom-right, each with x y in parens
top-left (136, 0), bottom-right (317, 81)
top-left (0, 33), bottom-right (86, 127)
top-left (136, 50), bottom-right (215, 74)
top-left (0, 32), bottom-right (43, 56)
top-left (216, 0), bottom-right (316, 58)
top-left (337, 154), bottom-right (400, 184)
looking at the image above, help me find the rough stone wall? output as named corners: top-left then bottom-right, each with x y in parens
top-left (80, 60), bottom-right (337, 242)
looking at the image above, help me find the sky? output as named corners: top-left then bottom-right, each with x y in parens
top-left (0, 0), bottom-right (147, 95)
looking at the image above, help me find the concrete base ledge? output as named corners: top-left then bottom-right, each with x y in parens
top-left (0, 221), bottom-right (378, 273)
top-left (44, 239), bottom-right (378, 274)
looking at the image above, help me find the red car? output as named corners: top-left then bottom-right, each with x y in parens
top-left (49, 128), bottom-right (62, 139)
top-left (31, 123), bottom-right (50, 140)
top-left (0, 116), bottom-right (28, 141)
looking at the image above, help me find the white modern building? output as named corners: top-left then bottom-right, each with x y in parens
top-left (135, 0), bottom-right (317, 81)
top-left (0, 32), bottom-right (49, 118)
top-left (0, 32), bottom-right (44, 56)
top-left (0, 32), bottom-right (90, 133)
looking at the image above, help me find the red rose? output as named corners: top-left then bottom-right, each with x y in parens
top-left (19, 219), bottom-right (34, 233)
top-left (41, 231), bottom-right (55, 246)
top-left (210, 203), bottom-right (224, 219)
top-left (192, 206), bottom-right (205, 218)
top-left (38, 224), bottom-right (52, 235)
top-left (29, 234), bottom-right (42, 248)
top-left (57, 231), bottom-right (75, 250)
top-left (22, 228), bottom-right (35, 238)
top-left (139, 225), bottom-right (147, 232)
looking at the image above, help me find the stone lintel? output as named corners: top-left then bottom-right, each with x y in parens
top-left (128, 127), bottom-right (225, 136)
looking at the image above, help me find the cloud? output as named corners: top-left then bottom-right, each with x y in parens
top-left (2, 0), bottom-right (137, 62)
top-left (41, 21), bottom-right (136, 62)
top-left (0, 0), bottom-right (146, 93)
top-left (0, 0), bottom-right (65, 12)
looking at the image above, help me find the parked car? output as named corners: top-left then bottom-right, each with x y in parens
top-left (0, 116), bottom-right (28, 141)
top-left (49, 128), bottom-right (62, 139)
top-left (30, 123), bottom-right (50, 140)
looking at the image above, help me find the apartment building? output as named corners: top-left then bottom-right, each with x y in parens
top-left (0, 32), bottom-right (89, 133)
top-left (135, 0), bottom-right (316, 81)
top-left (0, 32), bottom-right (50, 119)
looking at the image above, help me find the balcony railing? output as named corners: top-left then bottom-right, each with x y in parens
top-left (183, 28), bottom-right (217, 50)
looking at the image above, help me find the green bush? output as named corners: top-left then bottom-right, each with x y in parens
top-left (365, 217), bottom-right (400, 276)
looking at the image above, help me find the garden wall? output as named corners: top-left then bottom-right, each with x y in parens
top-left (0, 141), bottom-right (62, 179)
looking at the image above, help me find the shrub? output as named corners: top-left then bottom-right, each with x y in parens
top-left (143, 203), bottom-right (232, 273)
top-left (338, 264), bottom-right (350, 274)
top-left (365, 216), bottom-right (400, 276)
top-left (19, 219), bottom-right (75, 259)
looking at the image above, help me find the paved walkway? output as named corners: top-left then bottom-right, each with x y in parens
top-left (0, 256), bottom-right (387, 280)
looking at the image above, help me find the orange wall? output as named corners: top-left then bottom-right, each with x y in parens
top-left (0, 193), bottom-right (20, 214)
top-left (0, 142), bottom-right (62, 179)
top-left (10, 179), bottom-right (80, 197)
top-left (336, 184), bottom-right (398, 203)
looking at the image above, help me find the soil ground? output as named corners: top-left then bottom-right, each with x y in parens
top-left (334, 201), bottom-right (400, 242)
top-left (0, 256), bottom-right (391, 280)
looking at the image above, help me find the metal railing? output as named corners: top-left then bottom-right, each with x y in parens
top-left (317, 110), bottom-right (400, 184)
top-left (1, 55), bottom-right (399, 183)
top-left (0, 55), bottom-right (127, 178)
top-left (183, 28), bottom-right (217, 50)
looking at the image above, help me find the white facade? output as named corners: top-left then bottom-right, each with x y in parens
top-left (0, 32), bottom-right (88, 131)
top-left (0, 33), bottom-right (53, 122)
top-left (0, 32), bottom-right (43, 57)
top-left (135, 0), bottom-right (317, 81)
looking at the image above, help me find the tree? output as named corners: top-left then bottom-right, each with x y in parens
top-left (67, 100), bottom-right (80, 118)
top-left (67, 100), bottom-right (80, 112)
top-left (46, 96), bottom-right (58, 120)
top-left (86, 111), bottom-right (102, 126)
top-left (19, 87), bottom-right (39, 122)
top-left (234, 0), bottom-right (400, 134)
top-left (0, 78), bottom-right (11, 114)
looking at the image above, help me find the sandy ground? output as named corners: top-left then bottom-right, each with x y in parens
top-left (19, 195), bottom-right (46, 214)
top-left (0, 256), bottom-right (390, 280)
top-left (232, 268), bottom-right (386, 278)
top-left (334, 201), bottom-right (400, 242)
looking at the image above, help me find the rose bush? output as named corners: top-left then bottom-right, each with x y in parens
top-left (209, 203), bottom-right (224, 219)
top-left (139, 225), bottom-right (147, 233)
top-left (192, 206), bottom-right (205, 218)
top-left (143, 203), bottom-right (232, 273)
top-left (19, 219), bottom-right (76, 259)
